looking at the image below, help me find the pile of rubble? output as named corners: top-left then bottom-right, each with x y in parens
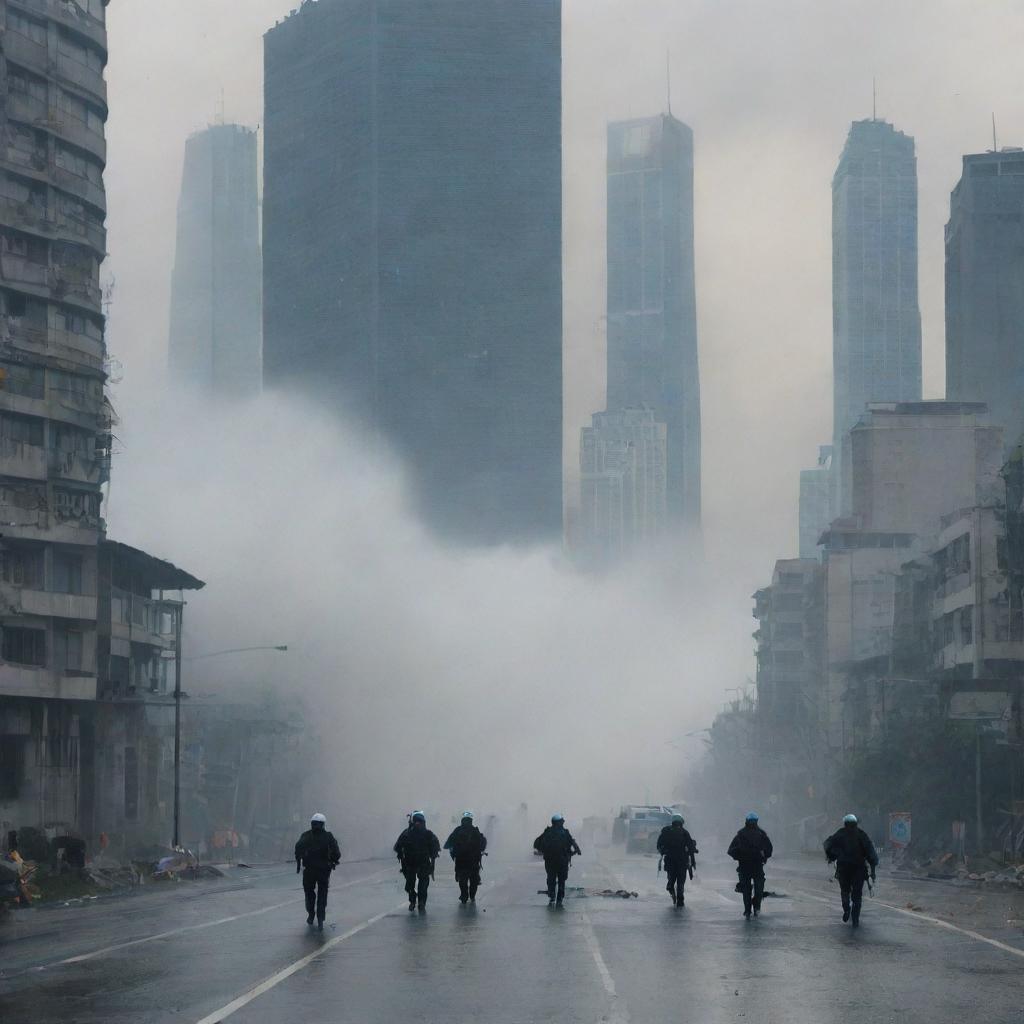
top-left (953, 865), bottom-right (1024, 888)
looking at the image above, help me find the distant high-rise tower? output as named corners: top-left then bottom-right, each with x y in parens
top-left (605, 115), bottom-right (701, 528)
top-left (168, 124), bottom-right (262, 398)
top-left (946, 148), bottom-right (1024, 448)
top-left (262, 0), bottom-right (562, 544)
top-left (799, 445), bottom-right (832, 560)
top-left (832, 120), bottom-right (921, 513)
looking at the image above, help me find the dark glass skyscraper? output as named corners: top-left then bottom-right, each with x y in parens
top-left (946, 148), bottom-right (1024, 449)
top-left (832, 119), bottom-right (921, 513)
top-left (262, 0), bottom-right (562, 544)
top-left (605, 114), bottom-right (701, 528)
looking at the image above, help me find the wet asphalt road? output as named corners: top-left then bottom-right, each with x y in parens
top-left (1, 850), bottom-right (1022, 1024)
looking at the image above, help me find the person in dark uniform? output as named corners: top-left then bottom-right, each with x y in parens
top-left (394, 811), bottom-right (441, 911)
top-left (727, 812), bottom-right (773, 919)
top-left (657, 813), bottom-right (697, 907)
top-left (443, 810), bottom-right (488, 904)
top-left (533, 814), bottom-right (582, 907)
top-left (294, 812), bottom-right (341, 931)
top-left (824, 813), bottom-right (879, 928)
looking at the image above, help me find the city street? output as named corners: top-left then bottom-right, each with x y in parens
top-left (1, 850), bottom-right (1022, 1023)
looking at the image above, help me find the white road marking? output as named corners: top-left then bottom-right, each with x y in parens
top-left (795, 889), bottom-right (1024, 961)
top-left (580, 911), bottom-right (616, 996)
top-left (52, 867), bottom-right (394, 967)
top-left (193, 900), bottom-right (409, 1024)
top-left (580, 908), bottom-right (630, 1024)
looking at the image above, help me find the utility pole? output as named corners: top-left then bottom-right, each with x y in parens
top-left (975, 727), bottom-right (983, 856)
top-left (173, 600), bottom-right (184, 849)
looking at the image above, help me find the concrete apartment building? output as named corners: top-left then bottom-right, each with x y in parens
top-left (168, 123), bottom-right (262, 399)
top-left (946, 148), bottom-right (1024, 450)
top-left (0, 0), bottom-right (111, 704)
top-left (822, 401), bottom-right (1005, 752)
top-left (0, 0), bottom-right (109, 838)
top-left (798, 444), bottom-right (832, 560)
top-left (263, 0), bottom-right (563, 544)
top-left (832, 120), bottom-right (921, 516)
top-left (606, 114), bottom-right (701, 530)
top-left (0, 3), bottom-right (249, 857)
top-left (845, 401), bottom-right (1003, 542)
top-left (579, 408), bottom-right (667, 566)
top-left (752, 558), bottom-right (826, 832)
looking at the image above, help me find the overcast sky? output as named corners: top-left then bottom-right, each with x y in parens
top-left (104, 0), bottom-right (1024, 587)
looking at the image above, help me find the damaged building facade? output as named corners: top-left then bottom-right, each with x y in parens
top-left (742, 401), bottom-right (1024, 852)
top-left (0, 2), bottom-right (309, 860)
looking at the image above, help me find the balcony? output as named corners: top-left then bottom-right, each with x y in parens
top-left (6, 91), bottom-right (49, 131)
top-left (0, 438), bottom-right (48, 480)
top-left (54, 206), bottom-right (106, 254)
top-left (110, 588), bottom-right (178, 651)
top-left (0, 663), bottom-right (96, 700)
top-left (6, 93), bottom-right (106, 165)
top-left (51, 264), bottom-right (102, 309)
top-left (9, 0), bottom-right (108, 52)
top-left (0, 583), bottom-right (97, 620)
top-left (0, 318), bottom-right (105, 373)
top-left (49, 447), bottom-right (101, 484)
top-left (0, 252), bottom-right (49, 291)
top-left (0, 195), bottom-right (49, 236)
top-left (50, 165), bottom-right (106, 213)
top-left (48, 112), bottom-right (107, 165)
top-left (55, 53), bottom-right (107, 105)
top-left (3, 26), bottom-right (50, 76)
top-left (0, 195), bottom-right (106, 255)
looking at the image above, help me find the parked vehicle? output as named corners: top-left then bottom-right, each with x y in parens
top-left (616, 805), bottom-right (683, 853)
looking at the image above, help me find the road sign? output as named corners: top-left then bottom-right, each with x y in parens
top-left (888, 812), bottom-right (912, 848)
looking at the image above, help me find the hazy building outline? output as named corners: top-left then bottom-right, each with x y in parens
top-left (579, 407), bottom-right (667, 565)
top-left (832, 118), bottom-right (921, 515)
top-left (798, 444), bottom-right (832, 560)
top-left (605, 113), bottom-right (701, 529)
top-left (945, 147), bottom-right (1024, 449)
top-left (168, 123), bottom-right (262, 399)
top-left (262, 0), bottom-right (563, 544)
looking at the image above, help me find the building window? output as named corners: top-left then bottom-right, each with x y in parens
top-left (52, 627), bottom-right (83, 672)
top-left (124, 746), bottom-right (139, 821)
top-left (53, 551), bottom-right (84, 594)
top-left (1, 627), bottom-right (46, 667)
top-left (8, 69), bottom-right (48, 102)
top-left (1, 543), bottom-right (44, 588)
top-left (9, 12), bottom-right (48, 45)
top-left (0, 361), bottom-right (45, 399)
top-left (0, 412), bottom-right (44, 446)
top-left (960, 608), bottom-right (974, 647)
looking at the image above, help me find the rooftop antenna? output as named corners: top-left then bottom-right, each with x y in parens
top-left (992, 112), bottom-right (998, 152)
top-left (666, 50), bottom-right (672, 116)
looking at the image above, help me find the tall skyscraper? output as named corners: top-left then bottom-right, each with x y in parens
top-left (946, 148), bottom-right (1024, 448)
top-left (832, 119), bottom-right (921, 514)
top-left (168, 124), bottom-right (262, 399)
top-left (262, 0), bottom-right (562, 544)
top-left (605, 114), bottom-right (701, 528)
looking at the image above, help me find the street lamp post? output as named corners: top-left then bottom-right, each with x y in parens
top-left (172, 640), bottom-right (288, 850)
top-left (172, 601), bottom-right (183, 848)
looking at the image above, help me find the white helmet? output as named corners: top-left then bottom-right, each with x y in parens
top-left (311, 812), bottom-right (327, 825)
top-left (462, 810), bottom-right (474, 820)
